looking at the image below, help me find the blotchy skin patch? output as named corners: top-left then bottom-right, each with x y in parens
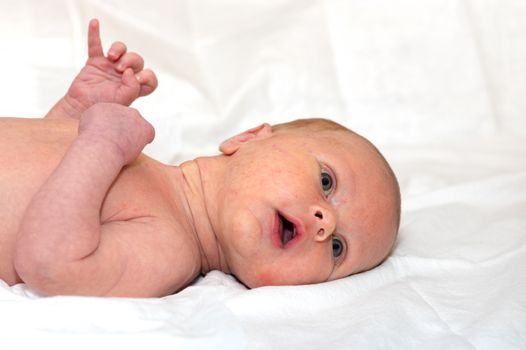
top-left (256, 271), bottom-right (275, 286)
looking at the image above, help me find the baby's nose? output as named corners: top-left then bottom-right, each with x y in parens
top-left (311, 205), bottom-right (336, 242)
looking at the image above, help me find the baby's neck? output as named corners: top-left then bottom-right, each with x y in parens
top-left (175, 157), bottom-right (230, 275)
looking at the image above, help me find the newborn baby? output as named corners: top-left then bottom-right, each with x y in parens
top-left (0, 20), bottom-right (400, 297)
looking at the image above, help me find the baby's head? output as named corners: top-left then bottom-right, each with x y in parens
top-left (215, 118), bottom-right (400, 288)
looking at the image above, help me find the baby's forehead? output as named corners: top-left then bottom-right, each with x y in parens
top-left (272, 120), bottom-right (384, 167)
top-left (288, 127), bottom-right (365, 151)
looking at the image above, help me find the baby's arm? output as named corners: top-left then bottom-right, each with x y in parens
top-left (46, 19), bottom-right (157, 120)
top-left (15, 104), bottom-right (173, 296)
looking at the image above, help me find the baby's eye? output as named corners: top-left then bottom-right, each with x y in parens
top-left (321, 170), bottom-right (334, 195)
top-left (332, 236), bottom-right (343, 258)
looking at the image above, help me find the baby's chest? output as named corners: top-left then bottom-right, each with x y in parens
top-left (100, 157), bottom-right (173, 223)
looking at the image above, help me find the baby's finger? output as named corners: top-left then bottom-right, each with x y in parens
top-left (121, 68), bottom-right (141, 103)
top-left (87, 19), bottom-right (104, 58)
top-left (136, 69), bottom-right (158, 97)
top-left (115, 52), bottom-right (144, 73)
top-left (107, 41), bottom-right (127, 62)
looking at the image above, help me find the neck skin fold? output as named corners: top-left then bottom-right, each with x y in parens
top-left (175, 155), bottom-right (230, 275)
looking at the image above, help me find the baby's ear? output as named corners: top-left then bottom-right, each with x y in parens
top-left (219, 123), bottom-right (273, 155)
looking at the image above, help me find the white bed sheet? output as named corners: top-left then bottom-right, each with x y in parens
top-left (1, 0), bottom-right (525, 349)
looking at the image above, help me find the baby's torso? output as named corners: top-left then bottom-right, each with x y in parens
top-left (0, 117), bottom-right (190, 285)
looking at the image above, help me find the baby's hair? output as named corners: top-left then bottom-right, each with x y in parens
top-left (272, 118), bottom-right (348, 133)
top-left (272, 117), bottom-right (401, 242)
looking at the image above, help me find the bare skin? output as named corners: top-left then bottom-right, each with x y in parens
top-left (0, 20), bottom-right (399, 297)
top-left (2, 20), bottom-right (210, 297)
top-left (0, 116), bottom-right (206, 296)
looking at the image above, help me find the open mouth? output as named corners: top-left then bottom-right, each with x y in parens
top-left (278, 213), bottom-right (297, 246)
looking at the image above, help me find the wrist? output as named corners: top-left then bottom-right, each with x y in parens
top-left (75, 131), bottom-right (128, 166)
top-left (50, 95), bottom-right (88, 120)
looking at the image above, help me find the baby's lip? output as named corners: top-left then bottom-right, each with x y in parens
top-left (272, 211), bottom-right (304, 248)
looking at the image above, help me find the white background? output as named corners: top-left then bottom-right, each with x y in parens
top-left (1, 1), bottom-right (525, 349)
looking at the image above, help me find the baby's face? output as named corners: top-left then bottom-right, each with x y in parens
top-left (215, 126), bottom-right (398, 288)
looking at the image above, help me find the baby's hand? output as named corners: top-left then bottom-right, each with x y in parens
top-left (78, 103), bottom-right (155, 165)
top-left (65, 19), bottom-right (157, 117)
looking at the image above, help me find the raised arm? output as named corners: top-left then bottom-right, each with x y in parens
top-left (46, 19), bottom-right (157, 120)
top-left (15, 103), bottom-right (155, 296)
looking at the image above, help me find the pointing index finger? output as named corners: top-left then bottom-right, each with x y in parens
top-left (88, 19), bottom-right (104, 58)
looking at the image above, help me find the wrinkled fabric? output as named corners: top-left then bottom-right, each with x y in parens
top-left (1, 1), bottom-right (525, 349)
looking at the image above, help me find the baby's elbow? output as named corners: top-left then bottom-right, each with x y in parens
top-left (14, 240), bottom-right (67, 296)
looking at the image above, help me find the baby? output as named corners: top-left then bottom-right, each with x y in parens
top-left (0, 20), bottom-right (400, 297)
